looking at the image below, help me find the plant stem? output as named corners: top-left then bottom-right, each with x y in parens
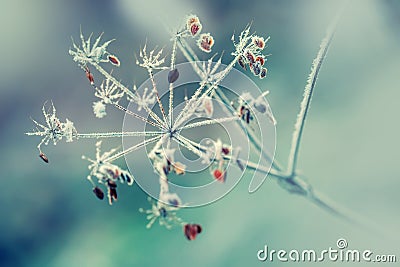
top-left (286, 17), bottom-right (338, 176)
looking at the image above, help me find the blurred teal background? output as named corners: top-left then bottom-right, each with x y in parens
top-left (1, 0), bottom-right (399, 266)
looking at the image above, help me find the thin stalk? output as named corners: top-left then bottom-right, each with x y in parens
top-left (179, 116), bottom-right (239, 130)
top-left (168, 36), bottom-right (178, 128)
top-left (148, 69), bottom-right (169, 126)
top-left (105, 135), bottom-right (162, 163)
top-left (114, 103), bottom-right (164, 129)
top-left (77, 131), bottom-right (162, 139)
top-left (286, 17), bottom-right (338, 176)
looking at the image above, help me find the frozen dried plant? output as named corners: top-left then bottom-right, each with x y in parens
top-left (26, 11), bottom-right (354, 241)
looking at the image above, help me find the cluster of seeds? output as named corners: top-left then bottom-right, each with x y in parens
top-left (185, 14), bottom-right (214, 53)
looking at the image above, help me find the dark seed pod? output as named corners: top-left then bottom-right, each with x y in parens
top-left (168, 68), bottom-right (179, 83)
top-left (246, 109), bottom-right (251, 124)
top-left (184, 223), bottom-right (202, 240)
top-left (85, 67), bottom-right (94, 85)
top-left (93, 186), bottom-right (104, 200)
top-left (221, 147), bottom-right (230, 155)
top-left (108, 55), bottom-right (120, 66)
top-left (39, 152), bottom-right (49, 163)
top-left (252, 62), bottom-right (261, 76)
top-left (107, 179), bottom-right (117, 189)
top-left (238, 56), bottom-right (246, 70)
top-left (107, 186), bottom-right (118, 205)
top-left (260, 68), bottom-right (267, 79)
top-left (110, 188), bottom-right (117, 200)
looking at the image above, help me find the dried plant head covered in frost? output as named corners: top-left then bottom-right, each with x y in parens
top-left (26, 14), bottom-right (273, 239)
top-left (27, 10), bottom-right (353, 240)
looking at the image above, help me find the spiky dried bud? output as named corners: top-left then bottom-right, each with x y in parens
top-left (39, 152), bottom-right (49, 163)
top-left (184, 223), bottom-right (202, 240)
top-left (197, 33), bottom-right (214, 53)
top-left (93, 186), bottom-right (104, 200)
top-left (108, 55), bottom-right (120, 66)
top-left (168, 68), bottom-right (179, 83)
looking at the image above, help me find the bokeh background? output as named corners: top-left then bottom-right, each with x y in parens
top-left (1, 0), bottom-right (399, 266)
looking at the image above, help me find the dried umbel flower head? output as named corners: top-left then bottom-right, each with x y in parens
top-left (27, 13), bottom-right (278, 241)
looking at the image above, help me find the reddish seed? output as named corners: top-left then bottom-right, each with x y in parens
top-left (198, 34), bottom-right (214, 53)
top-left (184, 224), bottom-right (202, 240)
top-left (186, 15), bottom-right (199, 29)
top-left (246, 52), bottom-right (255, 64)
top-left (190, 23), bottom-right (201, 36)
top-left (93, 186), bottom-right (104, 200)
top-left (108, 55), bottom-right (120, 66)
top-left (213, 169), bottom-right (225, 182)
top-left (39, 152), bottom-right (49, 163)
top-left (85, 68), bottom-right (94, 85)
top-left (255, 56), bottom-right (265, 66)
top-left (253, 38), bottom-right (265, 49)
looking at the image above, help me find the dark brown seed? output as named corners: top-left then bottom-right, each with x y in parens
top-left (190, 23), bottom-right (201, 36)
top-left (238, 56), bottom-right (246, 70)
top-left (221, 147), bottom-right (230, 155)
top-left (260, 68), bottom-right (267, 79)
top-left (107, 186), bottom-right (118, 205)
top-left (39, 152), bottom-right (49, 163)
top-left (110, 188), bottom-right (117, 200)
top-left (107, 179), bottom-right (117, 189)
top-left (168, 68), bottom-right (179, 83)
top-left (85, 67), bottom-right (94, 85)
top-left (93, 186), bottom-right (104, 200)
top-left (246, 109), bottom-right (251, 124)
top-left (108, 55), bottom-right (120, 66)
